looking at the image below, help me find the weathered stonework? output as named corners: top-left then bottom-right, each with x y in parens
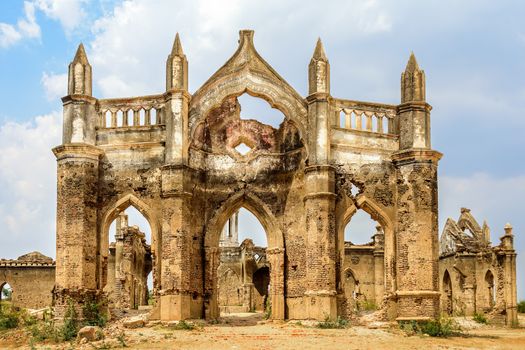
top-left (48, 29), bottom-right (517, 323)
top-left (439, 209), bottom-right (518, 325)
top-left (0, 252), bottom-right (55, 309)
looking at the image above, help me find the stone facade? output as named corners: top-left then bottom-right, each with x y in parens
top-left (50, 29), bottom-right (516, 323)
top-left (0, 252), bottom-right (55, 309)
top-left (439, 208), bottom-right (518, 325)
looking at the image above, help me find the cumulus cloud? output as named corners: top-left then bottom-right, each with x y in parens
top-left (0, 113), bottom-right (61, 259)
top-left (88, 0), bottom-right (392, 97)
top-left (0, 1), bottom-right (41, 48)
top-left (41, 72), bottom-right (67, 101)
top-left (35, 0), bottom-right (88, 34)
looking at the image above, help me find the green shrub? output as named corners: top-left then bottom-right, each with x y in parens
top-left (359, 300), bottom-right (378, 311)
top-left (170, 320), bottom-right (195, 330)
top-left (400, 316), bottom-right (461, 338)
top-left (517, 300), bottom-right (525, 313)
top-left (0, 302), bottom-right (20, 330)
top-left (473, 312), bottom-right (488, 324)
top-left (82, 297), bottom-right (107, 327)
top-left (317, 316), bottom-right (349, 329)
top-left (60, 301), bottom-right (79, 341)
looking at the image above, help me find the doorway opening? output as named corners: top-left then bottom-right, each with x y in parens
top-left (1, 282), bottom-right (12, 303)
top-left (104, 205), bottom-right (153, 310)
top-left (341, 209), bottom-right (384, 316)
top-left (217, 207), bottom-right (270, 322)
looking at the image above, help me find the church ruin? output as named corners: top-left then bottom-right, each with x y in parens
top-left (40, 29), bottom-right (519, 325)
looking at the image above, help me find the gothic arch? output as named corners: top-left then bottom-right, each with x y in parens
top-left (98, 194), bottom-right (161, 291)
top-left (442, 269), bottom-right (453, 315)
top-left (189, 31), bottom-right (308, 154)
top-left (337, 195), bottom-right (396, 294)
top-left (204, 190), bottom-right (285, 320)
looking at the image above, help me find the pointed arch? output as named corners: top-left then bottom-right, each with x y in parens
top-left (204, 190), bottom-right (285, 320)
top-left (205, 191), bottom-right (284, 250)
top-left (442, 269), bottom-right (453, 315)
top-left (98, 194), bottom-right (161, 291)
top-left (189, 31), bottom-right (308, 154)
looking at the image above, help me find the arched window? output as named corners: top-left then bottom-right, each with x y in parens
top-left (485, 270), bottom-right (495, 309)
top-left (344, 210), bottom-right (380, 245)
top-left (443, 270), bottom-right (453, 315)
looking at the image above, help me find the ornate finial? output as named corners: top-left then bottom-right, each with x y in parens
top-left (166, 32), bottom-right (188, 91)
top-left (171, 33), bottom-right (184, 56)
top-left (308, 37), bottom-right (330, 95)
top-left (312, 38), bottom-right (328, 61)
top-left (73, 43), bottom-right (89, 64)
top-left (460, 207), bottom-right (470, 213)
top-left (239, 29), bottom-right (255, 45)
top-left (405, 52), bottom-right (419, 73)
top-left (504, 223), bottom-right (513, 235)
top-left (401, 51), bottom-right (425, 103)
top-left (68, 43), bottom-right (92, 95)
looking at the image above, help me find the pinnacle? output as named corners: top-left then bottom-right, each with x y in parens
top-left (405, 51), bottom-right (420, 73)
top-left (312, 37), bottom-right (327, 61)
top-left (73, 43), bottom-right (89, 64)
top-left (170, 33), bottom-right (184, 56)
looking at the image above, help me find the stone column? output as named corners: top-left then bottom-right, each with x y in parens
top-left (204, 247), bottom-right (220, 319)
top-left (53, 144), bottom-right (103, 318)
top-left (304, 165), bottom-right (337, 320)
top-left (267, 248), bottom-right (285, 320)
top-left (159, 165), bottom-right (196, 320)
top-left (499, 224), bottom-right (518, 326)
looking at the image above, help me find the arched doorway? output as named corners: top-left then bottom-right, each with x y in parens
top-left (204, 193), bottom-right (285, 320)
top-left (1, 282), bottom-right (12, 302)
top-left (99, 195), bottom-right (159, 310)
top-left (443, 270), bottom-right (453, 315)
top-left (339, 206), bottom-right (385, 317)
top-left (216, 207), bottom-right (270, 316)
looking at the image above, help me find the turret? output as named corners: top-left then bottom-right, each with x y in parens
top-left (68, 43), bottom-right (92, 96)
top-left (166, 33), bottom-right (188, 91)
top-left (308, 38), bottom-right (330, 95)
top-left (62, 43), bottom-right (97, 144)
top-left (398, 52), bottom-right (431, 149)
top-left (500, 223), bottom-right (514, 249)
top-left (401, 52), bottom-right (425, 103)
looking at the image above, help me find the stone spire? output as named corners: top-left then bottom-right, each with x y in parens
top-left (401, 52), bottom-right (425, 103)
top-left (166, 33), bottom-right (188, 91)
top-left (308, 38), bottom-right (330, 95)
top-left (500, 223), bottom-right (514, 249)
top-left (68, 43), bottom-right (92, 96)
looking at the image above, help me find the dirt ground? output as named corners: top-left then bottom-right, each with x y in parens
top-left (1, 313), bottom-right (525, 350)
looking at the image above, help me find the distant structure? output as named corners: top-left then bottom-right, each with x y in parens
top-left (439, 208), bottom-right (517, 325)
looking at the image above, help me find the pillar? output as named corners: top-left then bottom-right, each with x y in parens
top-left (392, 53), bottom-right (442, 321)
top-left (500, 224), bottom-right (518, 326)
top-left (304, 38), bottom-right (337, 320)
top-left (53, 43), bottom-right (105, 319)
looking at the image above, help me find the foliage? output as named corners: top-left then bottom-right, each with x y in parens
top-left (147, 291), bottom-right (156, 306)
top-left (170, 320), bottom-right (195, 330)
top-left (60, 300), bottom-right (79, 341)
top-left (1, 287), bottom-right (12, 300)
top-left (117, 332), bottom-right (128, 347)
top-left (473, 312), bottom-right (488, 324)
top-left (358, 300), bottom-right (378, 311)
top-left (82, 297), bottom-right (107, 327)
top-left (317, 316), bottom-right (349, 329)
top-left (0, 302), bottom-right (20, 330)
top-left (517, 300), bottom-right (525, 313)
top-left (400, 316), bottom-right (461, 338)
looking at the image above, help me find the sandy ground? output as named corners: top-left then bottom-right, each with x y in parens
top-left (1, 313), bottom-right (525, 349)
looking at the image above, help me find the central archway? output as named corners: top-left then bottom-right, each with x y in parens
top-left (204, 191), bottom-right (285, 320)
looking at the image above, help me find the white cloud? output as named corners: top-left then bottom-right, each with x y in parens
top-left (41, 72), bottom-right (67, 101)
top-left (87, 0), bottom-right (392, 97)
top-left (0, 1), bottom-right (41, 48)
top-left (34, 0), bottom-right (87, 34)
top-left (0, 112), bottom-right (61, 258)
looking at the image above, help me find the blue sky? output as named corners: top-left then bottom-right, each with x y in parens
top-left (0, 1), bottom-right (523, 299)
